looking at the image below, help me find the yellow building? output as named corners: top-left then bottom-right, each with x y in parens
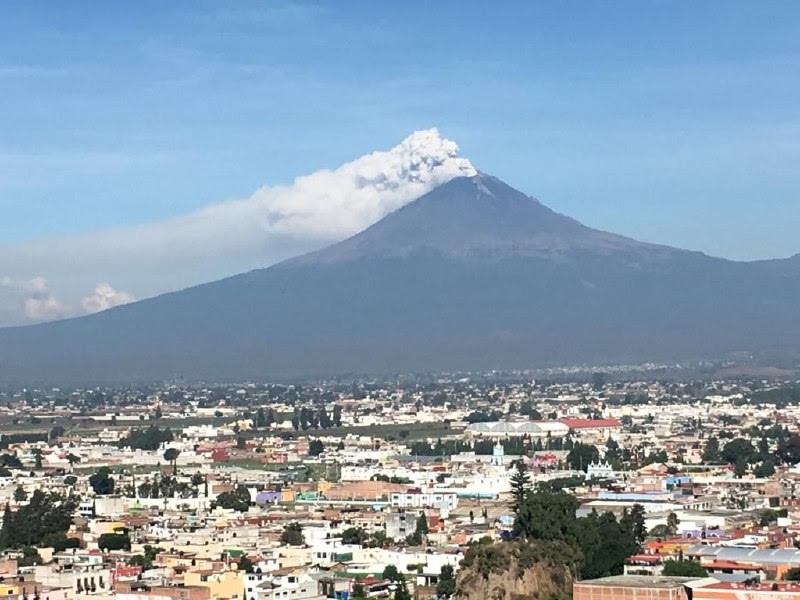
top-left (156, 553), bottom-right (223, 574)
top-left (184, 567), bottom-right (244, 600)
top-left (92, 521), bottom-right (127, 535)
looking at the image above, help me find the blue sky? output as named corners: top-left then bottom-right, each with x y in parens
top-left (1, 1), bottom-right (799, 324)
top-left (3, 1), bottom-right (799, 255)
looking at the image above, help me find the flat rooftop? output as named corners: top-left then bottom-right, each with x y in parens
top-left (576, 575), bottom-right (701, 589)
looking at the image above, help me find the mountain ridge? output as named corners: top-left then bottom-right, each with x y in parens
top-left (282, 174), bottom-right (681, 266)
top-left (0, 173), bottom-right (798, 383)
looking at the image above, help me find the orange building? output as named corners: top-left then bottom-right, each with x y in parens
top-left (693, 580), bottom-right (800, 598)
top-left (574, 576), bottom-right (800, 599)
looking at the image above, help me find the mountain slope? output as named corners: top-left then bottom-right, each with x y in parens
top-left (0, 174), bottom-right (798, 383)
top-left (285, 174), bottom-right (665, 263)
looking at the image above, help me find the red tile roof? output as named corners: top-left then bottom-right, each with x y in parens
top-left (559, 418), bottom-right (622, 429)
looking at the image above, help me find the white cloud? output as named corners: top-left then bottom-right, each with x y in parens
top-left (0, 276), bottom-right (69, 322)
top-left (2, 276), bottom-right (136, 323)
top-left (0, 129), bottom-right (475, 326)
top-left (81, 283), bottom-right (136, 314)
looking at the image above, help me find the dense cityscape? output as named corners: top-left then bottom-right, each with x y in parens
top-left (0, 373), bottom-right (799, 598)
top-left (5, 2), bottom-right (800, 599)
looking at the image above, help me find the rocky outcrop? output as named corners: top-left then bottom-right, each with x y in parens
top-left (454, 540), bottom-right (579, 600)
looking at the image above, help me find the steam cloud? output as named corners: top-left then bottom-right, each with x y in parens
top-left (81, 283), bottom-right (136, 314)
top-left (1, 277), bottom-right (135, 323)
top-left (0, 129), bottom-right (475, 325)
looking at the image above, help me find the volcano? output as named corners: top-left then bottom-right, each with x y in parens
top-left (0, 173), bottom-right (798, 382)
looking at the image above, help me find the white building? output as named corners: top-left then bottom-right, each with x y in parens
top-left (390, 490), bottom-right (458, 510)
top-left (586, 461), bottom-right (614, 478)
top-left (244, 572), bottom-right (324, 600)
top-left (34, 563), bottom-right (112, 596)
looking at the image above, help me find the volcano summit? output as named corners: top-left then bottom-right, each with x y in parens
top-left (0, 152), bottom-right (798, 382)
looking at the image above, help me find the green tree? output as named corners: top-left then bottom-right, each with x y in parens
top-left (17, 546), bottom-right (43, 567)
top-left (754, 460), bottom-right (776, 478)
top-left (393, 580), bottom-right (411, 600)
top-left (648, 524), bottom-right (672, 539)
top-left (308, 439), bottom-right (324, 457)
top-left (436, 564), bottom-right (456, 598)
top-left (666, 512), bottom-right (680, 535)
top-left (513, 490), bottom-right (637, 579)
top-left (567, 442), bottom-right (599, 472)
top-left (621, 504), bottom-right (647, 546)
top-left (702, 436), bottom-right (721, 463)
top-left (605, 437), bottom-right (621, 463)
top-left (734, 456), bottom-right (748, 478)
top-left (12, 486), bottom-right (27, 503)
top-left (383, 564), bottom-right (401, 581)
top-left (280, 522), bottom-right (304, 546)
top-left (191, 472), bottom-right (204, 488)
top-left (42, 533), bottom-right (80, 552)
top-left (341, 527), bottom-right (368, 545)
top-left (382, 564), bottom-right (410, 600)
top-left (509, 459), bottom-right (531, 514)
top-left (120, 425), bottom-right (174, 451)
top-left (300, 407), bottom-right (311, 431)
top-left (721, 438), bottom-right (754, 465)
top-left (580, 511), bottom-right (638, 579)
top-left (783, 567), bottom-right (800, 581)
top-left (758, 508), bottom-right (787, 527)
top-left (0, 454), bottom-right (23, 469)
top-left (318, 409), bottom-right (332, 429)
top-left (163, 448), bottom-right (180, 475)
top-left (662, 559), bottom-right (708, 577)
top-left (98, 532), bottom-right (131, 551)
top-left (214, 486), bottom-right (251, 512)
top-left (89, 467), bottom-right (115, 495)
top-left (238, 554), bottom-right (255, 573)
top-left (351, 582), bottom-right (367, 599)
top-left (130, 544), bottom-right (164, 569)
top-left (0, 504), bottom-right (12, 549)
top-left (777, 435), bottom-right (800, 465)
top-left (592, 372), bottom-right (607, 391)
top-left (415, 512), bottom-right (429, 536)
top-left (514, 491), bottom-right (580, 541)
top-left (519, 400), bottom-right (542, 420)
top-left (255, 408), bottom-right (267, 428)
